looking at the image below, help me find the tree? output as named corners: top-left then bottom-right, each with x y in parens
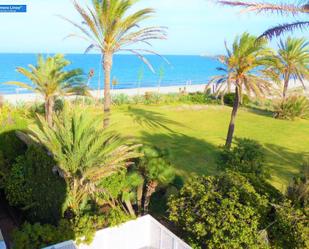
top-left (64, 0), bottom-right (167, 127)
top-left (25, 106), bottom-right (141, 215)
top-left (168, 172), bottom-right (269, 249)
top-left (208, 33), bottom-right (272, 148)
top-left (5, 54), bottom-right (88, 126)
top-left (135, 146), bottom-right (175, 214)
top-left (265, 37), bottom-right (309, 99)
top-left (218, 0), bottom-right (309, 39)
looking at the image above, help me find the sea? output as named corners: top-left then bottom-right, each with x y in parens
top-left (0, 54), bottom-right (222, 94)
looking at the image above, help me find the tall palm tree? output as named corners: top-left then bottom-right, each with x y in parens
top-left (208, 33), bottom-right (272, 148)
top-left (64, 0), bottom-right (167, 127)
top-left (265, 37), bottom-right (309, 99)
top-left (218, 0), bottom-right (309, 39)
top-left (5, 54), bottom-right (88, 126)
top-left (26, 106), bottom-right (141, 214)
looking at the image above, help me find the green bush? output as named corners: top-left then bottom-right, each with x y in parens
top-left (224, 92), bottom-right (250, 106)
top-left (286, 164), bottom-right (309, 209)
top-left (5, 146), bottom-right (67, 223)
top-left (112, 94), bottom-right (131, 105)
top-left (274, 95), bottom-right (309, 120)
top-left (268, 201), bottom-right (309, 249)
top-left (12, 220), bottom-right (74, 249)
top-left (0, 131), bottom-right (26, 164)
top-left (219, 138), bottom-right (269, 179)
top-left (168, 172), bottom-right (269, 249)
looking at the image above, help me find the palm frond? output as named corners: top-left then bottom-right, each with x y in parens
top-left (259, 21), bottom-right (309, 39)
top-left (218, 1), bottom-right (309, 15)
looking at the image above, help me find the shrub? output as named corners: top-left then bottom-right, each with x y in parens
top-left (268, 201), bottom-right (309, 249)
top-left (274, 95), bottom-right (309, 120)
top-left (112, 94), bottom-right (131, 105)
top-left (12, 220), bottom-right (74, 249)
top-left (5, 146), bottom-right (67, 223)
top-left (144, 92), bottom-right (162, 104)
top-left (0, 131), bottom-right (26, 164)
top-left (219, 138), bottom-right (269, 179)
top-left (224, 92), bottom-right (250, 106)
top-left (286, 164), bottom-right (309, 209)
top-left (168, 172), bottom-right (269, 249)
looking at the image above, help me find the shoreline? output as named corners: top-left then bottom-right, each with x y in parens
top-left (2, 84), bottom-right (207, 104)
top-left (2, 79), bottom-right (308, 104)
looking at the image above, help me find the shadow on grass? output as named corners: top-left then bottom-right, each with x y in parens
top-left (264, 143), bottom-right (309, 186)
top-left (125, 107), bottom-right (185, 132)
top-left (140, 132), bottom-right (220, 176)
top-left (245, 106), bottom-right (274, 118)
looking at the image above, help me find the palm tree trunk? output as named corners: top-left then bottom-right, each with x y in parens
top-left (103, 52), bottom-right (113, 128)
top-left (225, 84), bottom-right (240, 149)
top-left (137, 182), bottom-right (144, 215)
top-left (143, 180), bottom-right (158, 214)
top-left (124, 200), bottom-right (135, 216)
top-left (283, 71), bottom-right (290, 100)
top-left (45, 97), bottom-right (54, 127)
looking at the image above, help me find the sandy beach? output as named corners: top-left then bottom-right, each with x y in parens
top-left (2, 79), bottom-right (308, 104)
top-left (2, 84), bottom-right (207, 104)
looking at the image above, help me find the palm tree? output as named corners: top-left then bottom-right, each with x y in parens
top-left (135, 146), bottom-right (175, 214)
top-left (5, 54), bottom-right (88, 126)
top-left (208, 33), bottom-right (272, 148)
top-left (265, 37), bottom-right (309, 99)
top-left (26, 106), bottom-right (141, 214)
top-left (64, 0), bottom-right (167, 128)
top-left (218, 0), bottom-right (309, 39)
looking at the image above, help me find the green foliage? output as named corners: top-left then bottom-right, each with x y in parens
top-left (224, 92), bottom-right (250, 106)
top-left (112, 94), bottom-right (131, 105)
top-left (137, 146), bottom-right (175, 185)
top-left (268, 201), bottom-right (309, 249)
top-left (168, 172), bottom-right (269, 249)
top-left (5, 54), bottom-right (88, 98)
top-left (287, 164), bottom-right (309, 209)
top-left (26, 106), bottom-right (140, 214)
top-left (104, 206), bottom-right (133, 227)
top-left (5, 146), bottom-right (67, 223)
top-left (12, 220), bottom-right (74, 249)
top-left (274, 95), bottom-right (309, 120)
top-left (73, 214), bottom-right (105, 245)
top-left (219, 138), bottom-right (269, 179)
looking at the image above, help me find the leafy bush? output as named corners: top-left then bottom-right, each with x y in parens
top-left (5, 146), bottom-right (67, 223)
top-left (224, 92), bottom-right (250, 106)
top-left (219, 138), bottom-right (269, 179)
top-left (112, 94), bottom-right (131, 105)
top-left (12, 214), bottom-right (108, 249)
top-left (268, 201), bottom-right (309, 249)
top-left (287, 164), bottom-right (309, 209)
top-left (12, 220), bottom-right (74, 249)
top-left (0, 131), bottom-right (26, 164)
top-left (168, 172), bottom-right (269, 249)
top-left (144, 92), bottom-right (162, 104)
top-left (274, 95), bottom-right (309, 120)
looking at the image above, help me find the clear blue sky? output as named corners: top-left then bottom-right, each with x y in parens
top-left (0, 0), bottom-right (307, 55)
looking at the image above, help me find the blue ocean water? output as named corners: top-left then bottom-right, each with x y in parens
top-left (0, 54), bottom-right (222, 94)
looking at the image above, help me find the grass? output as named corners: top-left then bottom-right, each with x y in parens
top-left (108, 104), bottom-right (309, 190)
top-left (1, 102), bottom-right (308, 191)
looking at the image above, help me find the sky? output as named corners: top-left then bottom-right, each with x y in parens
top-left (0, 0), bottom-right (308, 55)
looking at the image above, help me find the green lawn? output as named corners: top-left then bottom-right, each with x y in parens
top-left (108, 104), bottom-right (309, 190)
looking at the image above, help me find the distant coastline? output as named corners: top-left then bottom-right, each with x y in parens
top-left (2, 84), bottom-right (207, 104)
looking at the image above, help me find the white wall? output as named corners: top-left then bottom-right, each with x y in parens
top-left (77, 215), bottom-right (191, 249)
